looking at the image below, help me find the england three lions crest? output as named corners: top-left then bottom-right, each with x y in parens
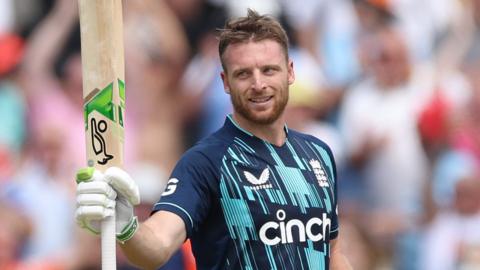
top-left (309, 159), bottom-right (329, 188)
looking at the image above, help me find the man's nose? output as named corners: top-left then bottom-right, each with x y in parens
top-left (251, 71), bottom-right (266, 91)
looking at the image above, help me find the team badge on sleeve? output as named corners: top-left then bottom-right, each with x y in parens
top-left (162, 178), bottom-right (179, 196)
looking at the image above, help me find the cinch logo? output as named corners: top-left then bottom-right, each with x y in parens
top-left (259, 210), bottom-right (331, 245)
top-left (162, 178), bottom-right (179, 196)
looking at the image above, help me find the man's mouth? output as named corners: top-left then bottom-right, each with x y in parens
top-left (249, 96), bottom-right (273, 103)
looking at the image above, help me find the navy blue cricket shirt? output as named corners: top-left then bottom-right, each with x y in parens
top-left (152, 115), bottom-right (339, 270)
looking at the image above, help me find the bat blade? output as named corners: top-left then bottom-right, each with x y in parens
top-left (78, 1), bottom-right (125, 269)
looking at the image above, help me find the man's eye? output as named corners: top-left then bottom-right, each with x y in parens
top-left (264, 67), bottom-right (276, 75)
top-left (236, 71), bottom-right (249, 78)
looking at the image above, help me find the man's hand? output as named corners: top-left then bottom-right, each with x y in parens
top-left (75, 167), bottom-right (141, 243)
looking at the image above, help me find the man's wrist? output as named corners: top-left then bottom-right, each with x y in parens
top-left (116, 216), bottom-right (139, 244)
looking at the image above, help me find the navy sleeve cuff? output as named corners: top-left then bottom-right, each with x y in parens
top-left (330, 226), bottom-right (339, 240)
top-left (151, 202), bottom-right (195, 238)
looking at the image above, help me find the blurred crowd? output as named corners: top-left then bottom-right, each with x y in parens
top-left (1, 0), bottom-right (480, 269)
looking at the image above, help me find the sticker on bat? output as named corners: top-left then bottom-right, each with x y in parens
top-left (91, 118), bottom-right (114, 165)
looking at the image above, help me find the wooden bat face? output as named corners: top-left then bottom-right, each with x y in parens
top-left (79, 1), bottom-right (125, 171)
top-left (83, 79), bottom-right (125, 169)
top-left (78, 1), bottom-right (125, 268)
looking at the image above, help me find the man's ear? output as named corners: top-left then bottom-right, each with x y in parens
top-left (287, 59), bottom-right (295, 85)
top-left (221, 71), bottom-right (230, 94)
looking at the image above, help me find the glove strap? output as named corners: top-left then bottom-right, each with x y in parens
top-left (116, 216), bottom-right (139, 244)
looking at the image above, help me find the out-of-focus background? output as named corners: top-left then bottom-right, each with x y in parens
top-left (1, 0), bottom-right (480, 269)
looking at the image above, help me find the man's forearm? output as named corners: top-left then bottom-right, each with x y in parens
top-left (330, 238), bottom-right (353, 270)
top-left (119, 222), bottom-right (173, 270)
top-left (331, 252), bottom-right (353, 270)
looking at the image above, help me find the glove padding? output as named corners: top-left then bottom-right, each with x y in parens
top-left (75, 167), bottom-right (140, 243)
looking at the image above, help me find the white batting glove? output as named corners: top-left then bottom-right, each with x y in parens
top-left (75, 166), bottom-right (140, 243)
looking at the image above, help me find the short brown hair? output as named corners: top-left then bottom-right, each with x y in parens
top-left (218, 9), bottom-right (289, 72)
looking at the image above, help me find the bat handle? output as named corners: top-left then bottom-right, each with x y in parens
top-left (101, 214), bottom-right (116, 269)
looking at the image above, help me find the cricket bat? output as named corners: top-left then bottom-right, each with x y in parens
top-left (78, 1), bottom-right (125, 269)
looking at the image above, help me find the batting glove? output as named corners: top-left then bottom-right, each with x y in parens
top-left (75, 166), bottom-right (140, 243)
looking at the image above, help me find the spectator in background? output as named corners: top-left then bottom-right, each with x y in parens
top-left (282, 0), bottom-right (359, 88)
top-left (281, 0), bottom-right (360, 122)
top-left (0, 201), bottom-right (31, 270)
top-left (122, 1), bottom-right (195, 269)
top-left (170, 0), bottom-right (229, 144)
top-left (20, 0), bottom-right (84, 169)
top-left (421, 151), bottom-right (480, 269)
top-left (338, 24), bottom-right (431, 269)
top-left (123, 0), bottom-right (190, 172)
top-left (4, 0), bottom-right (81, 264)
top-left (0, 33), bottom-right (26, 182)
top-left (449, 63), bottom-right (480, 166)
top-left (354, 0), bottom-right (463, 64)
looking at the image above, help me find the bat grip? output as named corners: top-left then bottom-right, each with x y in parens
top-left (101, 214), bottom-right (116, 269)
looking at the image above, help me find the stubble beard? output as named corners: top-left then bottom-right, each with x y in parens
top-left (230, 84), bottom-right (289, 125)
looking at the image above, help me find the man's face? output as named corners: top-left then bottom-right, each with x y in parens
top-left (221, 40), bottom-right (294, 125)
top-left (360, 28), bottom-right (410, 89)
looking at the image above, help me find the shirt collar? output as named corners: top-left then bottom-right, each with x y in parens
top-left (224, 114), bottom-right (289, 138)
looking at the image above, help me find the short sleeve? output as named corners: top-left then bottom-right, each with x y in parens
top-left (152, 150), bottom-right (218, 238)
